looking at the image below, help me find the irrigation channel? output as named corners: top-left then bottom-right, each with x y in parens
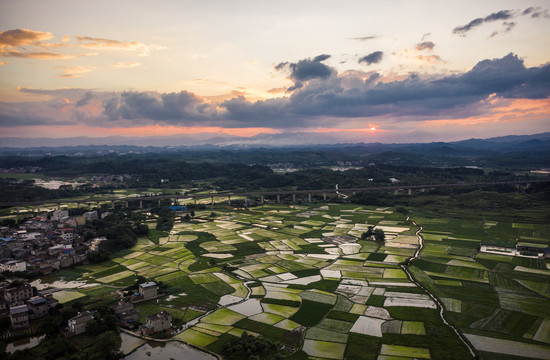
top-left (400, 217), bottom-right (477, 359)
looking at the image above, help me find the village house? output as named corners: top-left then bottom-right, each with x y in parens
top-left (112, 299), bottom-right (139, 327)
top-left (4, 284), bottom-right (33, 305)
top-left (139, 282), bottom-right (158, 300)
top-left (9, 304), bottom-right (29, 329)
top-left (89, 236), bottom-right (108, 252)
top-left (139, 311), bottom-right (171, 336)
top-left (26, 296), bottom-right (50, 319)
top-left (68, 311), bottom-right (94, 335)
top-left (0, 298), bottom-right (8, 316)
top-left (0, 258), bottom-right (27, 272)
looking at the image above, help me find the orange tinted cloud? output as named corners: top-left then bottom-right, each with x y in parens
top-left (0, 29), bottom-right (53, 47)
top-left (76, 36), bottom-right (165, 56)
top-left (111, 61), bottom-right (141, 68)
top-left (56, 65), bottom-right (93, 78)
top-left (421, 98), bottom-right (550, 127)
top-left (1, 49), bottom-right (73, 59)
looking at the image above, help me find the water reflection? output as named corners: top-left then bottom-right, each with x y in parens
top-left (122, 333), bottom-right (215, 360)
top-left (5, 335), bottom-right (45, 353)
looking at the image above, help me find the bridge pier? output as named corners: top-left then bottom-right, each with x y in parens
top-left (408, 189), bottom-right (412, 195)
top-left (211, 196), bottom-right (214, 209)
top-left (277, 194), bottom-right (280, 203)
top-left (308, 193), bottom-right (312, 202)
top-left (261, 195), bottom-right (264, 204)
top-left (57, 203), bottom-right (61, 210)
top-left (76, 201), bottom-right (80, 209)
top-left (139, 200), bottom-right (143, 209)
top-left (37, 205), bottom-right (41, 212)
top-left (394, 189), bottom-right (398, 195)
top-left (228, 196), bottom-right (231, 205)
top-left (292, 194), bottom-right (296, 202)
top-left (16, 206), bottom-right (20, 214)
top-left (323, 193), bottom-right (326, 201)
top-left (96, 201), bottom-right (100, 209)
top-left (111, 200), bottom-right (115, 209)
top-left (194, 198), bottom-right (197, 206)
top-left (125, 201), bottom-right (129, 208)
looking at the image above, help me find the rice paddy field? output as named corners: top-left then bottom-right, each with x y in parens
top-left (42, 202), bottom-right (550, 359)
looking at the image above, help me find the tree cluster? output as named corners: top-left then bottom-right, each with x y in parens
top-left (361, 226), bottom-right (385, 243)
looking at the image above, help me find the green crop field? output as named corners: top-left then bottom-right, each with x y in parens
top-left (27, 202), bottom-right (550, 359)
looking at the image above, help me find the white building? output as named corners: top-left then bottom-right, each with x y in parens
top-left (0, 258), bottom-right (27, 272)
top-left (68, 311), bottom-right (94, 335)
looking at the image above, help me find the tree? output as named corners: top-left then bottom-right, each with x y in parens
top-left (91, 331), bottom-right (122, 360)
top-left (373, 229), bottom-right (385, 243)
top-left (360, 226), bottom-right (385, 243)
top-left (361, 226), bottom-right (374, 239)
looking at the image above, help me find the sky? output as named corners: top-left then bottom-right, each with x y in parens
top-left (1, 0), bottom-right (550, 143)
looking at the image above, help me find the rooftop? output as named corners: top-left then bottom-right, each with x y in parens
top-left (140, 281), bottom-right (157, 288)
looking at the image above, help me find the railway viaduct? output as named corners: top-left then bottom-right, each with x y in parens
top-left (1, 179), bottom-right (547, 213)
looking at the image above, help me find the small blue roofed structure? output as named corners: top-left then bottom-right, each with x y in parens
top-left (168, 205), bottom-right (187, 211)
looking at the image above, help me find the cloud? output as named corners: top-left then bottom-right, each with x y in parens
top-left (111, 61), bottom-right (141, 68)
top-left (454, 7), bottom-right (550, 36)
top-left (0, 28), bottom-right (165, 64)
top-left (0, 29), bottom-right (53, 47)
top-left (56, 65), bottom-right (93, 78)
top-left (275, 54), bottom-right (334, 91)
top-left (415, 41), bottom-right (435, 51)
top-left (359, 51), bottom-right (383, 65)
top-left (489, 21), bottom-right (517, 37)
top-left (453, 10), bottom-right (515, 36)
top-left (403, 40), bottom-right (443, 65)
top-left (101, 91), bottom-right (217, 123)
top-left (2, 53), bottom-right (549, 131)
top-left (522, 7), bottom-right (550, 19)
top-left (415, 54), bottom-right (444, 65)
top-left (1, 49), bottom-right (73, 59)
top-left (350, 35), bottom-right (379, 41)
top-left (75, 91), bottom-right (94, 107)
top-left (76, 36), bottom-right (164, 56)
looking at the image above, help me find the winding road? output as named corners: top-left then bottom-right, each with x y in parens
top-left (399, 217), bottom-right (477, 358)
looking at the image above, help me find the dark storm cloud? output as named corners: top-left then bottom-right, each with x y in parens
top-left (453, 10), bottom-right (515, 36)
top-left (358, 51), bottom-right (383, 65)
top-left (275, 54), bottom-right (334, 91)
top-left (415, 41), bottom-right (435, 51)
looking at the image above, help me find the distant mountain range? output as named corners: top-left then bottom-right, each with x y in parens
top-left (1, 131), bottom-right (550, 149)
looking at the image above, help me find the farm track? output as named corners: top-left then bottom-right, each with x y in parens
top-left (400, 219), bottom-right (478, 359)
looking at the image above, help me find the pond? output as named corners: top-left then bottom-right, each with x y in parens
top-left (121, 332), bottom-right (216, 360)
top-left (5, 335), bottom-right (45, 354)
